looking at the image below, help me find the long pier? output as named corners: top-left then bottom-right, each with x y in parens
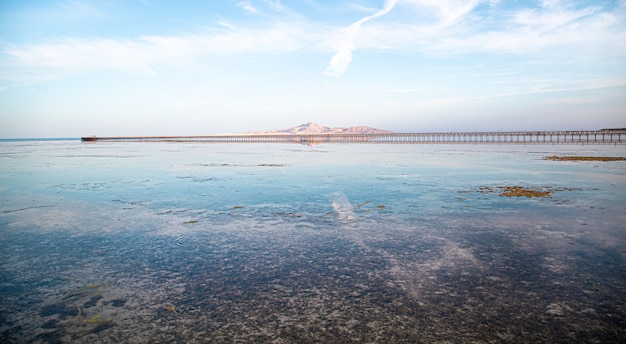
top-left (81, 130), bottom-right (625, 145)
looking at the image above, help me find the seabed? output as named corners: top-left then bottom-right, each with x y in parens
top-left (1, 142), bottom-right (625, 343)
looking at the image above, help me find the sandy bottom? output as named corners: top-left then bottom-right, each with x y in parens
top-left (1, 198), bottom-right (625, 343)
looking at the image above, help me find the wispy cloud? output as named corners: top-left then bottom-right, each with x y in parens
top-left (433, 5), bottom-right (624, 56)
top-left (383, 87), bottom-right (424, 93)
top-left (339, 0), bottom-right (625, 59)
top-left (404, 0), bottom-right (480, 27)
top-left (237, 1), bottom-right (258, 14)
top-left (420, 78), bottom-right (626, 106)
top-left (324, 0), bottom-right (399, 76)
top-left (323, 0), bottom-right (483, 76)
top-left (217, 19), bottom-right (235, 30)
top-left (1, 23), bottom-right (321, 86)
top-left (263, 0), bottom-right (287, 13)
top-left (1, 0), bottom-right (624, 87)
top-left (58, 0), bottom-right (106, 17)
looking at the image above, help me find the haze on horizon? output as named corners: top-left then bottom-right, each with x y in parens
top-left (1, 0), bottom-right (625, 138)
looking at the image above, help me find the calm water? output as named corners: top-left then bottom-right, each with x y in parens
top-left (1, 141), bottom-right (625, 343)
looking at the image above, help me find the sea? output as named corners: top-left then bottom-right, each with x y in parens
top-left (1, 139), bottom-right (625, 343)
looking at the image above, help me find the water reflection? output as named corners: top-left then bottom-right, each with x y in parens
top-left (1, 142), bottom-right (625, 343)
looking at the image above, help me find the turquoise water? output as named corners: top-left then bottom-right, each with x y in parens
top-left (1, 141), bottom-right (625, 343)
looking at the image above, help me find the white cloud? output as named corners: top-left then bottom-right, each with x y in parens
top-left (384, 87), bottom-right (424, 93)
top-left (58, 0), bottom-right (106, 17)
top-left (324, 0), bottom-right (400, 76)
top-left (540, 0), bottom-right (562, 9)
top-left (434, 6), bottom-right (623, 56)
top-left (331, 0), bottom-right (625, 60)
top-left (402, 0), bottom-right (480, 27)
top-left (218, 19), bottom-right (235, 30)
top-left (2, 23), bottom-right (322, 86)
top-left (5, 38), bottom-right (157, 77)
top-left (512, 4), bottom-right (598, 32)
top-left (1, 0), bottom-right (624, 86)
top-left (237, 1), bottom-right (258, 14)
top-left (324, 0), bottom-right (485, 76)
top-left (263, 0), bottom-right (287, 12)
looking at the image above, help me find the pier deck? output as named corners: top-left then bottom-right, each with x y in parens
top-left (82, 130), bottom-right (625, 145)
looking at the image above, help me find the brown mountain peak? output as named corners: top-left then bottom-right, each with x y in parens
top-left (245, 123), bottom-right (393, 135)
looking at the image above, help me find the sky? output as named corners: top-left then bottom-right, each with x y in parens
top-left (0, 0), bottom-right (625, 138)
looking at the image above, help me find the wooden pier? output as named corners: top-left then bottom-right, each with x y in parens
top-left (81, 130), bottom-right (625, 145)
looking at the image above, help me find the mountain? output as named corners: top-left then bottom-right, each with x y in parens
top-left (247, 122), bottom-right (394, 135)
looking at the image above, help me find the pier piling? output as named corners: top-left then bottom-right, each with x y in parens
top-left (81, 130), bottom-right (625, 145)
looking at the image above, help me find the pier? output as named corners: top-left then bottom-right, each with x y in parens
top-left (82, 130), bottom-right (625, 145)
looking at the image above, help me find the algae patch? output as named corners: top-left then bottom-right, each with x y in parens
top-left (468, 185), bottom-right (580, 198)
top-left (499, 186), bottom-right (552, 198)
top-left (543, 156), bottom-right (626, 162)
top-left (83, 314), bottom-right (102, 323)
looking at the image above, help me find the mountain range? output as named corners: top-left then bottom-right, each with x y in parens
top-left (246, 122), bottom-right (394, 135)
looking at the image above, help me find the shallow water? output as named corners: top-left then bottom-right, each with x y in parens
top-left (1, 141), bottom-right (625, 343)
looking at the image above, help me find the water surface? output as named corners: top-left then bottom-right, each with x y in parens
top-left (1, 141), bottom-right (625, 343)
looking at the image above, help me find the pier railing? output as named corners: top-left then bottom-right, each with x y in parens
top-left (82, 130), bottom-right (625, 145)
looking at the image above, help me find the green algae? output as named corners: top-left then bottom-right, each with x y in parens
top-left (467, 185), bottom-right (582, 198)
top-left (544, 156), bottom-right (626, 162)
top-left (356, 200), bottom-right (372, 208)
top-left (83, 314), bottom-right (102, 323)
top-left (499, 186), bottom-right (552, 198)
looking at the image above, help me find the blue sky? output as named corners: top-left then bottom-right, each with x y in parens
top-left (0, 0), bottom-right (625, 137)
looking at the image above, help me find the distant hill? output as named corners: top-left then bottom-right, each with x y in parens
top-left (247, 122), bottom-right (394, 135)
